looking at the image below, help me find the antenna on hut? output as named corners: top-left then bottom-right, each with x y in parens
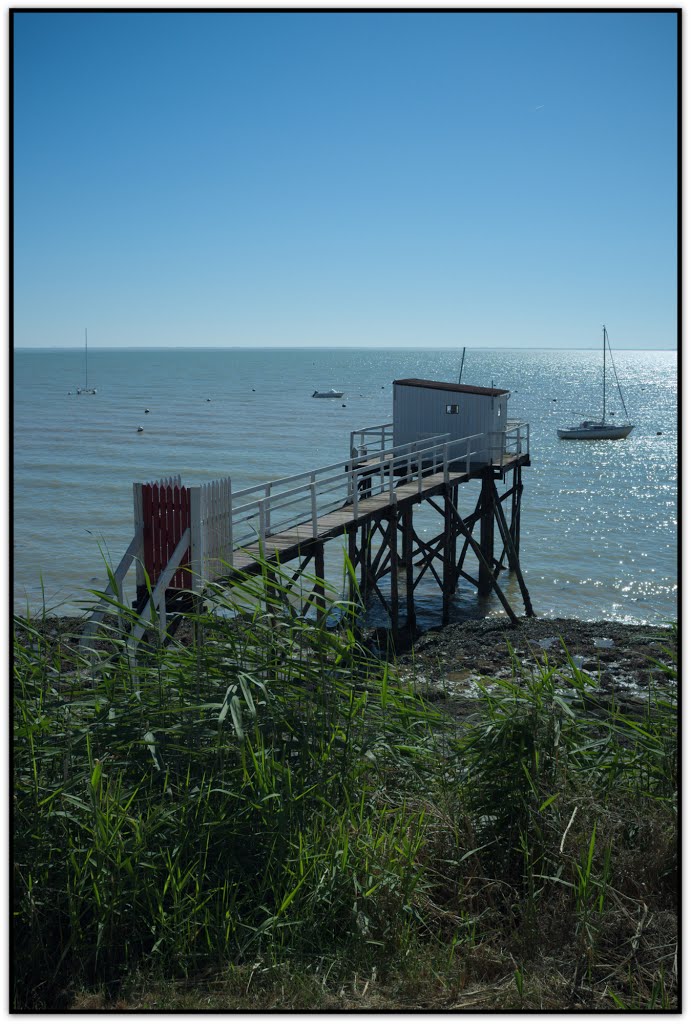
top-left (458, 347), bottom-right (466, 385)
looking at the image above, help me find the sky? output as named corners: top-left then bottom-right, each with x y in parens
top-left (12, 9), bottom-right (678, 349)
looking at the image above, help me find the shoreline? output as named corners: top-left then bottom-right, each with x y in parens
top-left (392, 614), bottom-right (676, 701)
top-left (15, 612), bottom-right (676, 700)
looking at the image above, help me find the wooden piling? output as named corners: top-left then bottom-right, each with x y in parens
top-left (348, 526), bottom-right (358, 606)
top-left (492, 480), bottom-right (534, 617)
top-left (442, 485), bottom-right (455, 624)
top-left (314, 542), bottom-right (326, 619)
top-left (478, 471), bottom-right (495, 596)
top-left (402, 505), bottom-right (416, 632)
top-left (389, 510), bottom-right (399, 640)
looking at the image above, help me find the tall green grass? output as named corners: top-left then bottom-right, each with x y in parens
top-left (13, 564), bottom-right (677, 1009)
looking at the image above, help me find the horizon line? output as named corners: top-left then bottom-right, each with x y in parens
top-left (14, 344), bottom-right (678, 352)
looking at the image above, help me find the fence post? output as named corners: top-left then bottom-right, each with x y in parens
top-left (259, 500), bottom-right (266, 549)
top-left (311, 481), bottom-right (318, 537)
top-left (226, 478), bottom-right (234, 569)
top-left (190, 487), bottom-right (202, 595)
top-left (265, 483), bottom-right (271, 536)
top-left (133, 483), bottom-right (144, 593)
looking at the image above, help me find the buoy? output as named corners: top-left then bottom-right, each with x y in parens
top-left (552, 398), bottom-right (557, 402)
top-left (145, 408), bottom-right (150, 414)
top-left (137, 426), bottom-right (144, 433)
top-left (342, 403), bottom-right (346, 408)
top-left (207, 398), bottom-right (211, 402)
top-left (657, 431), bottom-right (662, 435)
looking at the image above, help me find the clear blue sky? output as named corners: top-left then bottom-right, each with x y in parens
top-left (13, 10), bottom-right (677, 349)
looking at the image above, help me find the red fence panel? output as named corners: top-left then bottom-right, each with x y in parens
top-left (141, 482), bottom-right (192, 590)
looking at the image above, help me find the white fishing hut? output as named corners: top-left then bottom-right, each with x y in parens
top-left (392, 378), bottom-right (511, 463)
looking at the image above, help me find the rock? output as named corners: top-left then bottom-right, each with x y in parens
top-left (394, 616), bottom-right (676, 701)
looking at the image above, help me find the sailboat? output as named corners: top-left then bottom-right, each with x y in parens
top-left (76, 329), bottom-right (97, 395)
top-left (557, 326), bottom-right (633, 440)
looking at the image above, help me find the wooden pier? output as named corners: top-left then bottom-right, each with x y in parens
top-left (81, 420), bottom-right (531, 654)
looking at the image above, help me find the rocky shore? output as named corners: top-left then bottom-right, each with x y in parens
top-left (391, 615), bottom-right (676, 704)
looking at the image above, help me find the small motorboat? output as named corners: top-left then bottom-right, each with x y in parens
top-left (312, 388), bottom-right (344, 398)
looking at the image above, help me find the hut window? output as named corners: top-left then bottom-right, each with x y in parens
top-left (445, 404), bottom-right (459, 414)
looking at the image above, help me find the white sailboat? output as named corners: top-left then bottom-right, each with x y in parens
top-left (76, 329), bottom-right (97, 395)
top-left (557, 326), bottom-right (633, 440)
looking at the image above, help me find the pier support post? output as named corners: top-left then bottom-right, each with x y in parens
top-left (402, 505), bottom-right (416, 632)
top-left (478, 471), bottom-right (495, 596)
top-left (347, 527), bottom-right (359, 608)
top-left (442, 484), bottom-right (455, 624)
top-left (511, 466), bottom-right (523, 557)
top-left (360, 523), bottom-right (370, 603)
top-left (314, 542), bottom-right (326, 620)
top-left (389, 509), bottom-right (399, 642)
top-left (492, 481), bottom-right (534, 617)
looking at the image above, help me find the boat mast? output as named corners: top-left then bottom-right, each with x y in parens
top-left (458, 347), bottom-right (466, 385)
top-left (602, 324), bottom-right (606, 423)
top-left (85, 328), bottom-right (88, 390)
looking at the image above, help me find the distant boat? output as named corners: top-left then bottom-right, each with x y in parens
top-left (557, 326), bottom-right (634, 440)
top-left (76, 329), bottom-right (97, 395)
top-left (312, 388), bottom-right (344, 398)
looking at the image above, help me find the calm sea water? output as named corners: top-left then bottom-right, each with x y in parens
top-left (13, 347), bottom-right (677, 627)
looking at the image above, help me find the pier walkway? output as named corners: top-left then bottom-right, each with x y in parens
top-left (81, 421), bottom-right (531, 654)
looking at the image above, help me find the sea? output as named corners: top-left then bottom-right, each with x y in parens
top-left (13, 347), bottom-right (678, 629)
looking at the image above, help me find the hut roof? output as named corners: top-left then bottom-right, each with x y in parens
top-left (393, 378), bottom-right (510, 397)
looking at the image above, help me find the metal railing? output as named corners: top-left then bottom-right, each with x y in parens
top-left (488, 421), bottom-right (530, 468)
top-left (225, 430), bottom-right (490, 561)
top-left (349, 422), bottom-right (394, 457)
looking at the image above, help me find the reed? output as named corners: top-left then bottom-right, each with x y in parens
top-left (12, 564), bottom-right (677, 1010)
